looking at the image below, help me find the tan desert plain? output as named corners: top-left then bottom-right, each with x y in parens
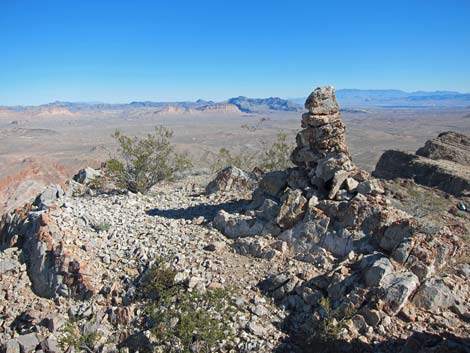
top-left (0, 100), bottom-right (469, 213)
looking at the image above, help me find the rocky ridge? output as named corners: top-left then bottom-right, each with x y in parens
top-left (373, 131), bottom-right (470, 196)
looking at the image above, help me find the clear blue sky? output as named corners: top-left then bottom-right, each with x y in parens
top-left (1, 0), bottom-right (469, 105)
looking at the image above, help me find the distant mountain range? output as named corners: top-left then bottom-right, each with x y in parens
top-left (1, 97), bottom-right (303, 115)
top-left (291, 89), bottom-right (470, 107)
top-left (2, 89), bottom-right (470, 116)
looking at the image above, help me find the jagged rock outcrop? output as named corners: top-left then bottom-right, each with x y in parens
top-left (416, 131), bottom-right (470, 166)
top-left (0, 203), bottom-right (95, 299)
top-left (373, 132), bottom-right (470, 196)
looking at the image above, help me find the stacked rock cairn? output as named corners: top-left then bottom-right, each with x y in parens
top-left (291, 86), bottom-right (361, 199)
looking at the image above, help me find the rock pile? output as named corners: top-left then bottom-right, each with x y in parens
top-left (212, 86), bottom-right (468, 350)
top-left (291, 86), bottom-right (353, 197)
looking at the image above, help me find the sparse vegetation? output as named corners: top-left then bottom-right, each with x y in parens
top-left (143, 261), bottom-right (235, 352)
top-left (259, 131), bottom-right (293, 171)
top-left (211, 147), bottom-right (258, 173)
top-left (212, 118), bottom-right (294, 173)
top-left (108, 126), bottom-right (192, 193)
top-left (60, 318), bottom-right (101, 352)
top-left (304, 297), bottom-right (355, 351)
top-left (92, 221), bottom-right (111, 233)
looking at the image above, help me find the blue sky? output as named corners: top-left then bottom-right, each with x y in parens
top-left (1, 0), bottom-right (470, 105)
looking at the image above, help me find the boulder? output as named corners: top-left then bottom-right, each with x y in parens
top-left (73, 167), bottom-right (101, 184)
top-left (0, 209), bottom-right (95, 299)
top-left (15, 333), bottom-right (40, 353)
top-left (213, 210), bottom-right (264, 238)
top-left (320, 228), bottom-right (354, 257)
top-left (276, 189), bottom-right (307, 229)
top-left (3, 340), bottom-right (20, 353)
top-left (259, 170), bottom-right (288, 198)
top-left (412, 278), bottom-right (454, 312)
top-left (206, 166), bottom-right (258, 194)
top-left (304, 86), bottom-right (339, 115)
top-left (328, 170), bottom-right (350, 199)
top-left (357, 179), bottom-right (384, 195)
top-left (315, 153), bottom-right (354, 182)
top-left (34, 184), bottom-right (65, 208)
top-left (255, 198), bottom-right (280, 221)
top-left (287, 168), bottom-right (311, 190)
top-left (361, 253), bottom-right (394, 287)
top-left (379, 219), bottom-right (415, 252)
top-left (379, 271), bottom-right (420, 315)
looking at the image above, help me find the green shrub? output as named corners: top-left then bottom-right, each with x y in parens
top-left (259, 131), bottom-right (293, 171)
top-left (212, 131), bottom-right (294, 173)
top-left (92, 222), bottom-right (111, 233)
top-left (143, 262), bottom-right (235, 352)
top-left (109, 126), bottom-right (192, 193)
top-left (60, 318), bottom-right (101, 352)
top-left (304, 297), bottom-right (355, 351)
top-left (211, 147), bottom-right (258, 173)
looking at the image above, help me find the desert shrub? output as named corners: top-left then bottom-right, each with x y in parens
top-left (109, 126), bottom-right (192, 193)
top-left (143, 262), bottom-right (235, 352)
top-left (259, 131), bottom-right (293, 171)
top-left (60, 318), bottom-right (101, 352)
top-left (211, 131), bottom-right (294, 173)
top-left (211, 147), bottom-right (258, 173)
top-left (91, 221), bottom-right (111, 233)
top-left (304, 297), bottom-right (355, 351)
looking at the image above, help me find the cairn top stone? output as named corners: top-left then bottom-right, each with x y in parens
top-left (304, 86), bottom-right (339, 115)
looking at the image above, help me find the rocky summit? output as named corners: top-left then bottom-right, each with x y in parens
top-left (1, 87), bottom-right (469, 353)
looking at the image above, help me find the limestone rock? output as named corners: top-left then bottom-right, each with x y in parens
top-left (416, 131), bottom-right (470, 166)
top-left (3, 340), bottom-right (20, 353)
top-left (379, 271), bottom-right (420, 315)
top-left (255, 199), bottom-right (280, 221)
top-left (259, 170), bottom-right (288, 198)
top-left (357, 179), bottom-right (384, 195)
top-left (15, 333), bottom-right (40, 353)
top-left (73, 167), bottom-right (101, 185)
top-left (315, 153), bottom-right (354, 182)
top-left (286, 168), bottom-right (310, 190)
top-left (206, 166), bottom-right (258, 194)
top-left (361, 253), bottom-right (394, 287)
top-left (276, 189), bottom-right (307, 229)
top-left (213, 210), bottom-right (264, 238)
top-left (373, 148), bottom-right (470, 197)
top-left (34, 184), bottom-right (64, 208)
top-left (412, 278), bottom-right (454, 312)
top-left (328, 170), bottom-right (350, 199)
top-left (304, 86), bottom-right (339, 115)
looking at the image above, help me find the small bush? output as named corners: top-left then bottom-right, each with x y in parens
top-left (92, 222), bottom-right (111, 233)
top-left (109, 126), bottom-right (192, 193)
top-left (211, 147), bottom-right (258, 173)
top-left (143, 262), bottom-right (235, 352)
top-left (60, 318), bottom-right (101, 352)
top-left (259, 131), bottom-right (293, 171)
top-left (304, 297), bottom-right (355, 351)
top-left (212, 131), bottom-right (294, 173)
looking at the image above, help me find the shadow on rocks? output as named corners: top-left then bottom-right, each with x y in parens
top-left (274, 329), bottom-right (470, 353)
top-left (145, 199), bottom-right (249, 221)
